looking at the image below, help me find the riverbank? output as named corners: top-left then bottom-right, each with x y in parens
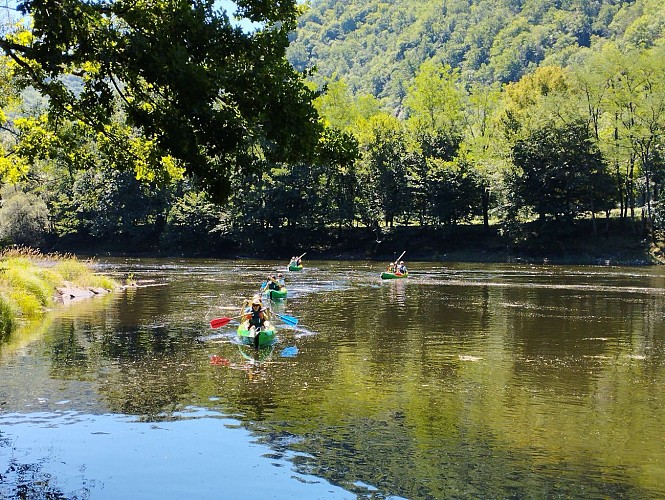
top-left (240, 218), bottom-right (663, 265)
top-left (52, 217), bottom-right (663, 266)
top-left (0, 249), bottom-right (121, 334)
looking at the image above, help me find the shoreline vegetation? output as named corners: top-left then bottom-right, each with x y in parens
top-left (0, 248), bottom-right (121, 335)
top-left (54, 218), bottom-right (665, 267)
top-left (2, 218), bottom-right (659, 333)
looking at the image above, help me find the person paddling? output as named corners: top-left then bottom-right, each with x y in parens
top-left (242, 295), bottom-right (270, 347)
top-left (262, 275), bottom-right (280, 293)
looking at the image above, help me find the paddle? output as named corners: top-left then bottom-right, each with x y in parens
top-left (280, 346), bottom-right (299, 357)
top-left (387, 250), bottom-right (406, 274)
top-left (210, 316), bottom-right (233, 328)
top-left (274, 312), bottom-right (298, 326)
top-left (298, 252), bottom-right (307, 260)
top-left (394, 250), bottom-right (406, 268)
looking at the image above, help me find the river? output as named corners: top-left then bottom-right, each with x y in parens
top-left (1, 258), bottom-right (664, 499)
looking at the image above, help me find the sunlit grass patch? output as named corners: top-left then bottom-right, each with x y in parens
top-left (8, 288), bottom-right (43, 316)
top-left (54, 258), bottom-right (96, 283)
top-left (0, 293), bottom-right (15, 336)
top-left (0, 247), bottom-right (120, 329)
top-left (3, 267), bottom-right (53, 307)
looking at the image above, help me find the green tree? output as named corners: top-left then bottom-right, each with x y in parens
top-left (508, 120), bottom-right (614, 222)
top-left (407, 131), bottom-right (462, 227)
top-left (589, 42), bottom-right (665, 228)
top-left (357, 113), bottom-right (408, 228)
top-left (1, 0), bottom-right (321, 202)
top-left (427, 153), bottom-right (483, 226)
top-left (0, 185), bottom-right (49, 246)
top-left (66, 167), bottom-right (169, 247)
top-left (315, 126), bottom-right (360, 230)
top-left (462, 81), bottom-right (507, 229)
top-left (501, 65), bottom-right (570, 140)
top-left (160, 182), bottom-right (224, 252)
top-left (314, 78), bottom-right (381, 132)
top-left (404, 59), bottom-right (464, 137)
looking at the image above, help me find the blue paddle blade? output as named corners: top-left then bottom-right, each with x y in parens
top-left (280, 346), bottom-right (299, 357)
top-left (276, 313), bottom-right (298, 325)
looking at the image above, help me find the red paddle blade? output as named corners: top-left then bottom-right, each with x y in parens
top-left (210, 355), bottom-right (230, 366)
top-left (210, 317), bottom-right (231, 328)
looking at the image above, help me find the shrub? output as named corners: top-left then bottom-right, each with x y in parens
top-left (0, 187), bottom-right (50, 247)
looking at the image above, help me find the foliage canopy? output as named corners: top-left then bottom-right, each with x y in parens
top-left (1, 0), bottom-right (322, 201)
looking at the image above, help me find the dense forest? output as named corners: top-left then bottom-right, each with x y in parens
top-left (0, 0), bottom-right (663, 263)
top-left (288, 0), bottom-right (665, 110)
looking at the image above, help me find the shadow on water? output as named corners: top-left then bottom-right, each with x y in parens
top-left (1, 258), bottom-right (664, 498)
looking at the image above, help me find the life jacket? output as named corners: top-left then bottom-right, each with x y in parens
top-left (249, 308), bottom-right (263, 328)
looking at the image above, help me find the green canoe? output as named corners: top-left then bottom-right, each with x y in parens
top-left (288, 264), bottom-right (303, 271)
top-left (263, 287), bottom-right (287, 300)
top-left (237, 321), bottom-right (276, 348)
top-left (380, 271), bottom-right (408, 279)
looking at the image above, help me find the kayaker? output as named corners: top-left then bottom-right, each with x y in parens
top-left (397, 261), bottom-right (408, 274)
top-left (261, 275), bottom-right (276, 292)
top-left (277, 273), bottom-right (285, 288)
top-left (266, 275), bottom-right (281, 291)
top-left (386, 262), bottom-right (395, 273)
top-left (242, 295), bottom-right (268, 330)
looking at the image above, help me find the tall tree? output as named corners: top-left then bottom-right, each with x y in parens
top-left (508, 120), bottom-right (614, 222)
top-left (0, 0), bottom-right (322, 202)
top-left (404, 59), bottom-right (464, 137)
top-left (357, 112), bottom-right (408, 228)
top-left (462, 81), bottom-right (507, 229)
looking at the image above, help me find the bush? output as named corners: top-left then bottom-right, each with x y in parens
top-left (0, 187), bottom-right (50, 247)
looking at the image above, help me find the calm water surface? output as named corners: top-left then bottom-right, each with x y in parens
top-left (1, 259), bottom-right (664, 499)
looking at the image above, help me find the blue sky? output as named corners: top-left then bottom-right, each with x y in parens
top-left (216, 0), bottom-right (305, 30)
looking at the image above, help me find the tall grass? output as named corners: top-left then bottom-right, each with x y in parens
top-left (0, 293), bottom-right (15, 338)
top-left (0, 247), bottom-right (120, 331)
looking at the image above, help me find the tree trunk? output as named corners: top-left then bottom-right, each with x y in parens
top-left (482, 187), bottom-right (490, 229)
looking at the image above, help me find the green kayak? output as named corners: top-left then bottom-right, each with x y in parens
top-left (381, 271), bottom-right (408, 279)
top-left (237, 321), bottom-right (276, 348)
top-left (288, 264), bottom-right (303, 271)
top-left (263, 287), bottom-right (287, 300)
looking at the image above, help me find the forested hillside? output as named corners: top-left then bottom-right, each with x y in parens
top-left (288, 0), bottom-right (665, 111)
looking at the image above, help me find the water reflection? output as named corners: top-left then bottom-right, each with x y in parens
top-left (1, 259), bottom-right (664, 498)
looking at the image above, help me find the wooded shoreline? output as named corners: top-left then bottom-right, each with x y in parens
top-left (53, 219), bottom-right (664, 266)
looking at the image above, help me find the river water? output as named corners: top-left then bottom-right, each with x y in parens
top-left (1, 258), bottom-right (663, 499)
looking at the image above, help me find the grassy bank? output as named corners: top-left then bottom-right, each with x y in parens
top-left (0, 248), bottom-right (119, 335)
